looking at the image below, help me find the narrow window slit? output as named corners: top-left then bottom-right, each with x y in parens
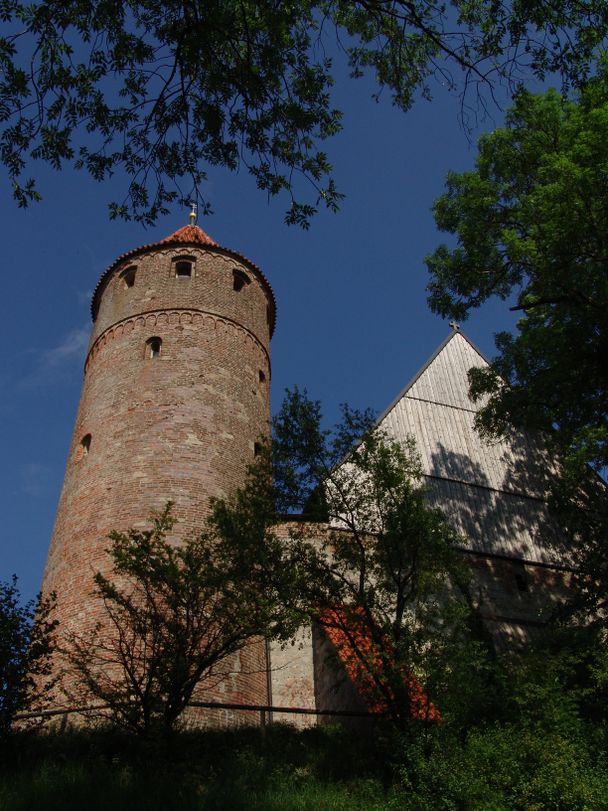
top-left (76, 433), bottom-right (91, 463)
top-left (146, 337), bottom-right (162, 358)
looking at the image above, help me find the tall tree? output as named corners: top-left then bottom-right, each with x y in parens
top-left (427, 73), bottom-right (608, 473)
top-left (0, 577), bottom-right (58, 736)
top-left (2, 1), bottom-right (608, 225)
top-left (425, 70), bottom-right (608, 618)
top-left (272, 389), bottom-right (495, 731)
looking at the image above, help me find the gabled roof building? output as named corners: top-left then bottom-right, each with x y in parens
top-left (269, 329), bottom-right (571, 723)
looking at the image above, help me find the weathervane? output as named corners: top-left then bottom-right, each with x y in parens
top-left (188, 202), bottom-right (197, 225)
top-left (449, 321), bottom-right (460, 331)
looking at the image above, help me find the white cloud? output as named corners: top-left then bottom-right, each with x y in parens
top-left (21, 325), bottom-right (89, 387)
top-left (42, 326), bottom-right (89, 367)
top-left (76, 288), bottom-right (94, 306)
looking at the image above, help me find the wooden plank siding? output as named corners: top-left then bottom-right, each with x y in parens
top-left (379, 331), bottom-right (566, 566)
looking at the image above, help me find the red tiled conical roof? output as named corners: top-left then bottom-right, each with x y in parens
top-left (159, 224), bottom-right (219, 247)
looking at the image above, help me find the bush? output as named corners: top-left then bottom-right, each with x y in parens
top-left (395, 722), bottom-right (608, 810)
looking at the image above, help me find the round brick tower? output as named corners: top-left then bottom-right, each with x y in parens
top-left (42, 217), bottom-right (275, 721)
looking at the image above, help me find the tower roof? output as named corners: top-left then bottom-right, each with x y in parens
top-left (159, 223), bottom-right (219, 247)
top-left (91, 222), bottom-right (276, 335)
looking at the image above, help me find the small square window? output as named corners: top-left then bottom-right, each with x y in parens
top-left (175, 261), bottom-right (192, 278)
top-left (515, 572), bottom-right (528, 593)
top-left (233, 269), bottom-right (250, 291)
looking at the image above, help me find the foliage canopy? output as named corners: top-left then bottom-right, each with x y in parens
top-left (2, 1), bottom-right (608, 224)
top-left (426, 71), bottom-right (608, 474)
top-left (425, 70), bottom-right (608, 619)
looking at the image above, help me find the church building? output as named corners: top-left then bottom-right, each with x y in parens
top-left (41, 217), bottom-right (569, 725)
top-left (269, 329), bottom-right (570, 723)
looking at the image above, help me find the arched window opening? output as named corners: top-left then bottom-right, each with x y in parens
top-left (120, 266), bottom-right (136, 288)
top-left (254, 442), bottom-right (262, 457)
top-left (258, 370), bottom-right (266, 383)
top-left (174, 256), bottom-right (194, 278)
top-left (146, 337), bottom-right (162, 359)
top-left (76, 433), bottom-right (91, 463)
top-left (233, 269), bottom-right (250, 292)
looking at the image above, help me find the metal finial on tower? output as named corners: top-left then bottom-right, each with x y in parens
top-left (188, 202), bottom-right (197, 225)
top-left (449, 320), bottom-right (460, 331)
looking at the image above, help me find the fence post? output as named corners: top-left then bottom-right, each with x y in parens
top-left (260, 708), bottom-right (266, 744)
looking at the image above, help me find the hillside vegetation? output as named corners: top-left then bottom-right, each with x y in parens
top-left (2, 716), bottom-right (608, 811)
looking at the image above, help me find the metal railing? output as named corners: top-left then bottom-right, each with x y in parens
top-left (14, 700), bottom-right (382, 723)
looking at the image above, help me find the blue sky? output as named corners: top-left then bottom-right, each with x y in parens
top-left (0, 59), bottom-right (525, 602)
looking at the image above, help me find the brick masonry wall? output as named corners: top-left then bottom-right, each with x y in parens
top-left (91, 247), bottom-right (272, 348)
top-left (42, 241), bottom-right (273, 717)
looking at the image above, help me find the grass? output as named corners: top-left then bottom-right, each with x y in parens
top-left (0, 724), bottom-right (399, 811)
top-left (4, 717), bottom-right (608, 809)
